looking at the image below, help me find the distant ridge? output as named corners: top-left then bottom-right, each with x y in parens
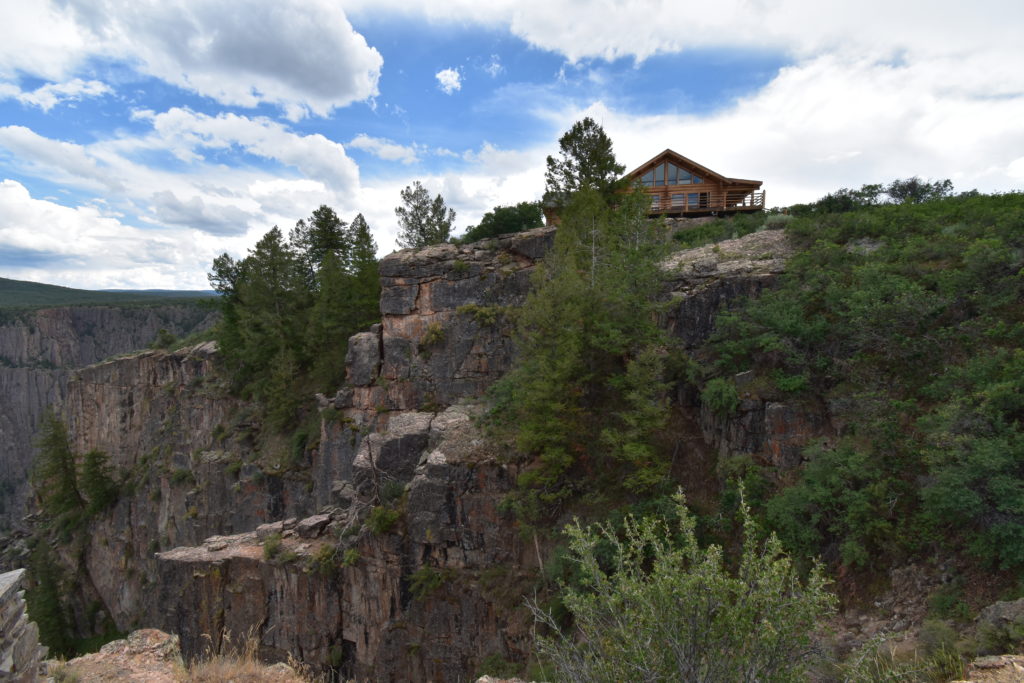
top-left (0, 276), bottom-right (215, 309)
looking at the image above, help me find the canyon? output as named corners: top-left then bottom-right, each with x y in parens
top-left (9, 226), bottom-right (838, 680)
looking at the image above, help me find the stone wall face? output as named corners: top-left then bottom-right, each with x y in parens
top-left (0, 304), bottom-right (215, 536)
top-left (0, 569), bottom-right (44, 682)
top-left (50, 226), bottom-right (840, 680)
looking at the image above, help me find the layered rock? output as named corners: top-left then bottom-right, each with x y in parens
top-left (0, 304), bottom-right (215, 534)
top-left (54, 225), bottom-right (839, 680)
top-left (60, 343), bottom-right (313, 633)
top-left (0, 569), bottom-right (44, 682)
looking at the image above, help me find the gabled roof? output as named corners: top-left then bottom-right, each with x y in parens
top-left (625, 149), bottom-right (761, 187)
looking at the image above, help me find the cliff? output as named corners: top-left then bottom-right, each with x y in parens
top-left (0, 304), bottom-right (215, 536)
top-left (50, 226), bottom-right (823, 680)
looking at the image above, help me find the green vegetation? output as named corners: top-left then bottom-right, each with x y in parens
top-left (408, 566), bottom-right (450, 601)
top-left (532, 492), bottom-right (835, 681)
top-left (262, 532), bottom-right (283, 560)
top-left (543, 116), bottom-right (625, 207)
top-left (696, 190), bottom-right (1024, 570)
top-left (366, 506), bottom-right (401, 534)
top-left (209, 205), bottom-right (380, 429)
top-left (32, 410), bottom-right (120, 535)
top-left (0, 276), bottom-right (214, 310)
top-left (460, 201), bottom-right (543, 243)
top-left (395, 181), bottom-right (456, 248)
top-left (491, 185), bottom-right (672, 520)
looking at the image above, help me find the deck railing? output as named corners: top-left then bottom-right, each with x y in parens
top-left (648, 190), bottom-right (764, 214)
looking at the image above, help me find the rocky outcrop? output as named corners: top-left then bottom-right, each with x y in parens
top-left (54, 225), bottom-right (837, 680)
top-left (50, 628), bottom-right (305, 682)
top-left (158, 405), bottom-right (530, 681)
top-left (0, 569), bottom-right (44, 682)
top-left (0, 304), bottom-right (215, 535)
top-left (56, 343), bottom-right (315, 633)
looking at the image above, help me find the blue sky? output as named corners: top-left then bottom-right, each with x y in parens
top-left (0, 0), bottom-right (1022, 289)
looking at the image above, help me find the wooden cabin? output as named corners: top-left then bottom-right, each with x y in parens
top-left (625, 149), bottom-right (764, 217)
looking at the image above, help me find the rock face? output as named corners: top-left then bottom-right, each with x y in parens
top-left (53, 226), bottom-right (838, 680)
top-left (61, 343), bottom-right (314, 632)
top-left (0, 304), bottom-right (215, 535)
top-left (0, 569), bottom-right (45, 682)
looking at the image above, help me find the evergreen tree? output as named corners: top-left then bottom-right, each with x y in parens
top-left (346, 213), bottom-right (381, 331)
top-left (208, 206), bottom-right (382, 429)
top-left (395, 181), bottom-right (455, 248)
top-left (493, 187), bottom-right (669, 519)
top-left (25, 540), bottom-right (74, 657)
top-left (32, 409), bottom-right (84, 526)
top-left (80, 449), bottom-right (118, 516)
top-left (290, 205), bottom-right (350, 284)
top-left (543, 117), bottom-right (625, 208)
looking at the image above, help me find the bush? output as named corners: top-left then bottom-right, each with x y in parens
top-left (366, 506), bottom-right (400, 535)
top-left (701, 377), bottom-right (740, 417)
top-left (531, 491), bottom-right (835, 682)
top-left (408, 566), bottom-right (449, 601)
top-left (262, 532), bottom-right (282, 560)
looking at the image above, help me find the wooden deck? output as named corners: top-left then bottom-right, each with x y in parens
top-left (647, 189), bottom-right (765, 216)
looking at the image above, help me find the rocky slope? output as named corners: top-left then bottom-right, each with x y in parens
top-left (48, 226), bottom-right (829, 680)
top-left (0, 304), bottom-right (215, 536)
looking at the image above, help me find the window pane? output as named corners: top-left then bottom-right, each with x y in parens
top-left (693, 175), bottom-right (702, 184)
top-left (688, 192), bottom-right (699, 207)
top-left (642, 170), bottom-right (654, 187)
top-left (672, 193), bottom-right (684, 206)
top-left (679, 170), bottom-right (691, 184)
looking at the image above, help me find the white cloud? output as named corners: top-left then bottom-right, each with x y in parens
top-left (0, 179), bottom-right (211, 289)
top-left (349, 134), bottom-right (419, 164)
top-left (484, 54), bottom-right (503, 78)
top-left (435, 68), bottom-right (462, 95)
top-left (0, 109), bottom-right (363, 243)
top-left (150, 108), bottom-right (361, 192)
top-left (347, 0), bottom-right (1024, 70)
top-left (0, 79), bottom-right (110, 111)
top-left (0, 126), bottom-right (124, 192)
top-left (0, 0), bottom-right (382, 119)
top-left (553, 55), bottom-right (1024, 207)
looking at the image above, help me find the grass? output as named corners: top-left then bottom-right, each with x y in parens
top-left (181, 630), bottom-right (314, 682)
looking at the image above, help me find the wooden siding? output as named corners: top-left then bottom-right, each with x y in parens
top-left (626, 149), bottom-right (764, 216)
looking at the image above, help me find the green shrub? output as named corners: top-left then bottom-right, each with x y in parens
top-left (419, 322), bottom-right (445, 349)
top-left (341, 548), bottom-right (360, 567)
top-left (409, 566), bottom-right (449, 601)
top-left (170, 468), bottom-right (194, 486)
top-left (456, 303), bottom-right (504, 326)
top-left (380, 480), bottom-right (405, 506)
top-left (532, 491), bottom-right (835, 681)
top-left (366, 507), bottom-right (400, 535)
top-left (307, 545), bottom-right (337, 576)
top-left (263, 532), bottom-right (282, 560)
top-left (701, 377), bottom-right (740, 416)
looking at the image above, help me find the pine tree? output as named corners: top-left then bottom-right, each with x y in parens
top-left (347, 213), bottom-right (380, 330)
top-left (493, 187), bottom-right (669, 519)
top-left (33, 409), bottom-right (84, 526)
top-left (80, 449), bottom-right (118, 516)
top-left (290, 205), bottom-right (350, 283)
top-left (543, 117), bottom-right (625, 208)
top-left (395, 181), bottom-right (455, 248)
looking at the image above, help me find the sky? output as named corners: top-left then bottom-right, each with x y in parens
top-left (0, 1), bottom-right (1022, 290)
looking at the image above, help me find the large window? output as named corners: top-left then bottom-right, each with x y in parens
top-left (640, 161), bottom-right (703, 187)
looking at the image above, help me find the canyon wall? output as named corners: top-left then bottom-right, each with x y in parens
top-left (0, 304), bottom-right (215, 536)
top-left (53, 226), bottom-right (834, 680)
